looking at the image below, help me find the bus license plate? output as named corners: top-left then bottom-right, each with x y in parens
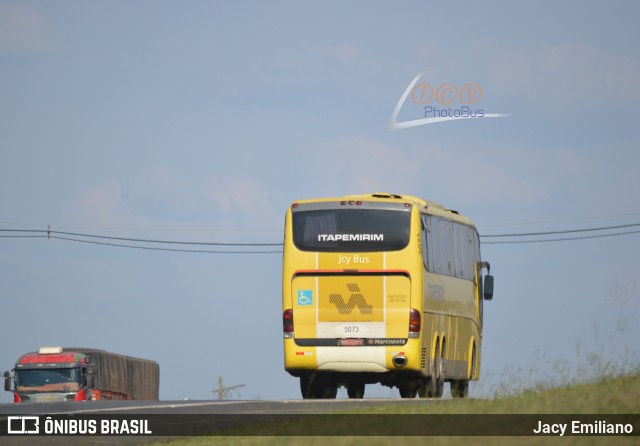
top-left (339, 338), bottom-right (364, 346)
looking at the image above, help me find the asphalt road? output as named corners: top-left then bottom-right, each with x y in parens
top-left (0, 397), bottom-right (448, 415)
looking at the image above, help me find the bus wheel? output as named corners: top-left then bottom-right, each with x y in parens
top-left (300, 376), bottom-right (337, 399)
top-left (418, 378), bottom-right (428, 398)
top-left (424, 377), bottom-right (440, 398)
top-left (319, 384), bottom-right (338, 399)
top-left (398, 383), bottom-right (418, 398)
top-left (300, 376), bottom-right (314, 399)
top-left (450, 379), bottom-right (469, 398)
top-left (427, 357), bottom-right (444, 398)
top-left (434, 374), bottom-right (444, 398)
top-left (347, 382), bottom-right (365, 399)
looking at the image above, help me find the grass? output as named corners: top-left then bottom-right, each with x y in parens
top-left (146, 371), bottom-right (640, 446)
top-left (148, 284), bottom-right (640, 445)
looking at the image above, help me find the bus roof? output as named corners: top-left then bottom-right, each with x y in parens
top-left (291, 193), bottom-right (475, 226)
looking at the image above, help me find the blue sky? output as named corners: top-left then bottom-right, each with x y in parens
top-left (1, 1), bottom-right (639, 401)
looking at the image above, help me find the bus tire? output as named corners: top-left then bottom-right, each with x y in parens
top-left (347, 382), bottom-right (365, 399)
top-left (425, 376), bottom-right (444, 398)
top-left (426, 345), bottom-right (444, 398)
top-left (319, 383), bottom-right (338, 399)
top-left (398, 383), bottom-right (418, 398)
top-left (418, 378), bottom-right (428, 398)
top-left (300, 375), bottom-right (314, 399)
top-left (450, 379), bottom-right (469, 398)
top-left (300, 376), bottom-right (337, 399)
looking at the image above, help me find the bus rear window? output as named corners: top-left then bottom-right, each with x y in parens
top-left (292, 209), bottom-right (411, 252)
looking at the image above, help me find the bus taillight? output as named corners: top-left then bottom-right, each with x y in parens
top-left (283, 309), bottom-right (294, 338)
top-left (409, 309), bottom-right (421, 338)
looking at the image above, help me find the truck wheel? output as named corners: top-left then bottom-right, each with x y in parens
top-left (347, 382), bottom-right (365, 399)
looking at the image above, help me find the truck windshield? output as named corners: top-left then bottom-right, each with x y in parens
top-left (292, 208), bottom-right (411, 252)
top-left (16, 368), bottom-right (80, 393)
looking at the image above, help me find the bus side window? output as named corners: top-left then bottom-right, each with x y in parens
top-left (428, 216), bottom-right (455, 276)
top-left (421, 215), bottom-right (429, 270)
top-left (426, 216), bottom-right (480, 282)
top-left (453, 223), bottom-right (467, 279)
top-left (452, 223), bottom-right (479, 281)
top-left (472, 230), bottom-right (481, 272)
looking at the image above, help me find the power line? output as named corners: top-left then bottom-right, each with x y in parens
top-left (0, 235), bottom-right (49, 239)
top-left (480, 211), bottom-right (640, 228)
top-left (54, 230), bottom-right (282, 246)
top-left (480, 222), bottom-right (640, 238)
top-left (0, 228), bottom-right (282, 246)
top-left (50, 236), bottom-right (283, 254)
top-left (0, 229), bottom-right (282, 253)
top-left (482, 229), bottom-right (640, 244)
top-left (2, 220), bottom-right (640, 252)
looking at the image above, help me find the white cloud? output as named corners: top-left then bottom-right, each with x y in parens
top-left (305, 44), bottom-right (361, 62)
top-left (74, 178), bottom-right (123, 215)
top-left (416, 144), bottom-right (546, 206)
top-left (202, 175), bottom-right (272, 215)
top-left (71, 178), bottom-right (134, 228)
top-left (433, 141), bottom-right (640, 216)
top-left (70, 171), bottom-right (278, 232)
top-left (134, 167), bottom-right (198, 212)
top-left (294, 136), bottom-right (426, 197)
top-left (473, 41), bottom-right (640, 106)
top-left (0, 3), bottom-right (60, 54)
top-left (134, 169), bottom-right (275, 220)
top-left (293, 135), bottom-right (617, 210)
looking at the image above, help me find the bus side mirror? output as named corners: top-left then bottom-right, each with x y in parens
top-left (4, 371), bottom-right (11, 392)
top-left (483, 275), bottom-right (494, 300)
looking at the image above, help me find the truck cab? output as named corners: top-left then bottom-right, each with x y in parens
top-left (4, 346), bottom-right (95, 403)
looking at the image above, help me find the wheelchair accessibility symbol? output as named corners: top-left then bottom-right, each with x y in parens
top-left (297, 290), bottom-right (313, 306)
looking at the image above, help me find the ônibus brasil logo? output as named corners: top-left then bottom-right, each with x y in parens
top-left (388, 72), bottom-right (509, 130)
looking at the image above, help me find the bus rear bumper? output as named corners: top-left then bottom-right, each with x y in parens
top-left (316, 346), bottom-right (388, 372)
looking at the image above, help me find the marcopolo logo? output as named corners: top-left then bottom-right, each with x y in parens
top-left (388, 72), bottom-right (509, 130)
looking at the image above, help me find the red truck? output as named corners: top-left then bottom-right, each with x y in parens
top-left (3, 346), bottom-right (159, 403)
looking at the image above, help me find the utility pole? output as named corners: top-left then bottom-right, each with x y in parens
top-left (212, 377), bottom-right (246, 399)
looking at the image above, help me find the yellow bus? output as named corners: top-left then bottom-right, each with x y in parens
top-left (282, 193), bottom-right (494, 399)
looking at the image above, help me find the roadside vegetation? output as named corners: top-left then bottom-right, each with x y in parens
top-left (152, 284), bottom-right (639, 445)
top-left (149, 370), bottom-right (639, 446)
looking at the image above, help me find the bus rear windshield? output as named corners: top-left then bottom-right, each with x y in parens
top-left (292, 209), bottom-right (411, 252)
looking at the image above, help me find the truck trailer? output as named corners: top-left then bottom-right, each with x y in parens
top-left (3, 346), bottom-right (159, 403)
